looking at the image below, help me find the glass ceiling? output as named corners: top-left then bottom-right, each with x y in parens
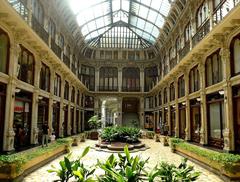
top-left (69, 0), bottom-right (172, 49)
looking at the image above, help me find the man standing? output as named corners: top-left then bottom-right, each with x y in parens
top-left (42, 122), bottom-right (49, 147)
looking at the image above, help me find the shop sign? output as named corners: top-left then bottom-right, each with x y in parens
top-left (14, 100), bottom-right (24, 112)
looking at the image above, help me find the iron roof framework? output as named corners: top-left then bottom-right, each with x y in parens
top-left (69, 0), bottom-right (172, 49)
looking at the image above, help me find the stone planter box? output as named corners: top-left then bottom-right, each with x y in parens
top-left (175, 146), bottom-right (240, 180)
top-left (0, 145), bottom-right (67, 182)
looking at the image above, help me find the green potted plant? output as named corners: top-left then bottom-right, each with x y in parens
top-left (88, 115), bottom-right (101, 140)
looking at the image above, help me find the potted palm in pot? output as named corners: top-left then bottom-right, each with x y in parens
top-left (88, 115), bottom-right (101, 140)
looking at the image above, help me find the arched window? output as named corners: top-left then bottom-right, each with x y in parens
top-left (230, 34), bottom-right (240, 76)
top-left (48, 19), bottom-right (56, 40)
top-left (40, 63), bottom-right (50, 92)
top-left (189, 66), bottom-right (200, 93)
top-left (178, 75), bottom-right (185, 98)
top-left (54, 74), bottom-right (61, 97)
top-left (205, 50), bottom-right (222, 86)
top-left (144, 66), bottom-right (158, 92)
top-left (18, 46), bottom-right (35, 85)
top-left (99, 67), bottom-right (118, 91)
top-left (122, 67), bottom-right (140, 92)
top-left (170, 82), bottom-right (175, 101)
top-left (58, 34), bottom-right (64, 49)
top-left (64, 81), bottom-right (69, 100)
top-left (71, 87), bottom-right (75, 103)
top-left (196, 1), bottom-right (209, 28)
top-left (32, 0), bottom-right (44, 25)
top-left (0, 28), bottom-right (10, 74)
top-left (184, 23), bottom-right (191, 43)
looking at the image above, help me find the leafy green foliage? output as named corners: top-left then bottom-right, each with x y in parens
top-left (97, 145), bottom-right (148, 182)
top-left (147, 158), bottom-right (201, 182)
top-left (88, 115), bottom-right (101, 130)
top-left (48, 147), bottom-right (96, 182)
top-left (100, 127), bottom-right (140, 143)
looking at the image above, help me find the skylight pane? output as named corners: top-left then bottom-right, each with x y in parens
top-left (122, 0), bottom-right (130, 11)
top-left (87, 21), bottom-right (97, 32)
top-left (140, 0), bottom-right (151, 6)
top-left (81, 26), bottom-right (89, 36)
top-left (144, 22), bottom-right (154, 32)
top-left (112, 0), bottom-right (120, 12)
top-left (138, 5), bottom-right (149, 18)
top-left (155, 14), bottom-right (164, 28)
top-left (151, 26), bottom-right (159, 37)
top-left (150, 0), bottom-right (162, 11)
top-left (147, 9), bottom-right (158, 23)
top-left (136, 18), bottom-right (145, 30)
top-left (160, 0), bottom-right (171, 16)
top-left (95, 18), bottom-right (105, 29)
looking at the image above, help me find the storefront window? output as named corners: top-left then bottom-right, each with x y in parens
top-left (0, 29), bottom-right (9, 74)
top-left (190, 99), bottom-right (201, 143)
top-left (178, 75), bottom-right (185, 98)
top-left (13, 91), bottom-right (32, 150)
top-left (64, 81), bottom-right (69, 100)
top-left (207, 93), bottom-right (224, 149)
top-left (54, 74), bottom-right (61, 96)
top-left (179, 103), bottom-right (186, 139)
top-left (189, 66), bottom-right (200, 93)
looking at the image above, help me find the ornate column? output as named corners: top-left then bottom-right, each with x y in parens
top-left (67, 85), bottom-right (72, 135)
top-left (220, 47), bottom-right (234, 151)
top-left (167, 86), bottom-right (171, 135)
top-left (140, 67), bottom-right (144, 92)
top-left (139, 96), bottom-right (144, 129)
top-left (117, 97), bottom-right (123, 126)
top-left (31, 59), bottom-right (42, 144)
top-left (48, 67), bottom-right (55, 135)
top-left (198, 62), bottom-right (208, 145)
top-left (174, 79), bottom-right (179, 137)
top-left (118, 67), bottom-right (122, 92)
top-left (95, 67), bottom-right (100, 92)
top-left (184, 70), bottom-right (191, 141)
top-left (3, 43), bottom-right (20, 151)
top-left (59, 75), bottom-right (65, 137)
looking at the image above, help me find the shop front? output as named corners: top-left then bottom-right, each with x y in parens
top-left (190, 99), bottom-right (201, 143)
top-left (179, 103), bottom-right (186, 139)
top-left (233, 86), bottom-right (240, 152)
top-left (52, 102), bottom-right (60, 138)
top-left (70, 107), bottom-right (74, 135)
top-left (37, 97), bottom-right (49, 144)
top-left (170, 106), bottom-right (176, 137)
top-left (0, 83), bottom-right (6, 152)
top-left (14, 91), bottom-right (32, 151)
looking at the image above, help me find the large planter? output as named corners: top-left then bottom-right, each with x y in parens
top-left (89, 130), bottom-right (99, 140)
top-left (0, 145), bottom-right (67, 181)
top-left (175, 146), bottom-right (240, 180)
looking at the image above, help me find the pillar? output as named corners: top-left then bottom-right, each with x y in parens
top-left (184, 71), bottom-right (191, 141)
top-left (140, 67), bottom-right (144, 92)
top-left (221, 48), bottom-right (234, 151)
top-left (118, 67), bottom-right (122, 92)
top-left (198, 62), bottom-right (208, 145)
top-left (174, 79), bottom-right (179, 137)
top-left (95, 67), bottom-right (99, 91)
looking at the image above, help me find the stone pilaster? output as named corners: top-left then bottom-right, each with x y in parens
top-left (139, 97), bottom-right (144, 129)
top-left (59, 77), bottom-right (65, 137)
top-left (118, 67), bottom-right (122, 92)
top-left (140, 67), bottom-right (144, 92)
top-left (174, 79), bottom-right (179, 137)
top-left (167, 86), bottom-right (171, 135)
top-left (3, 44), bottom-right (21, 151)
top-left (95, 67), bottom-right (99, 91)
top-left (220, 48), bottom-right (234, 151)
top-left (198, 62), bottom-right (208, 145)
top-left (184, 71), bottom-right (191, 141)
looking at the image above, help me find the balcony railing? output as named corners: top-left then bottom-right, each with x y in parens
top-left (192, 20), bottom-right (210, 47)
top-left (31, 16), bottom-right (49, 44)
top-left (63, 54), bottom-right (70, 67)
top-left (170, 57), bottom-right (177, 70)
top-left (121, 86), bottom-right (141, 92)
top-left (179, 41), bottom-right (190, 60)
top-left (51, 39), bottom-right (62, 59)
top-left (8, 0), bottom-right (29, 23)
top-left (213, 0), bottom-right (240, 25)
top-left (98, 86), bottom-right (118, 92)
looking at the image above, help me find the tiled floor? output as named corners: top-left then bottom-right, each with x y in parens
top-left (23, 139), bottom-right (223, 182)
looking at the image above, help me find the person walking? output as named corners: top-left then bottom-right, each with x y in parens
top-left (42, 122), bottom-right (49, 147)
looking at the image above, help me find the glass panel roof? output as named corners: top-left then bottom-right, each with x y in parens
top-left (69, 0), bottom-right (173, 49)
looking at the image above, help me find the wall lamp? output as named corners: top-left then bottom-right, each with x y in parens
top-left (196, 97), bottom-right (201, 102)
top-left (219, 90), bottom-right (225, 95)
top-left (38, 96), bottom-right (43, 100)
top-left (15, 88), bottom-right (21, 93)
top-left (182, 102), bottom-right (186, 106)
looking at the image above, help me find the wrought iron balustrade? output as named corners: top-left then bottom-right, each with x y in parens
top-left (121, 86), bottom-right (141, 92)
top-left (192, 20), bottom-right (210, 47)
top-left (179, 41), bottom-right (190, 60)
top-left (98, 86), bottom-right (118, 92)
top-left (8, 0), bottom-right (29, 22)
top-left (213, 0), bottom-right (240, 25)
top-left (51, 39), bottom-right (62, 58)
top-left (63, 54), bottom-right (70, 67)
top-left (31, 16), bottom-right (49, 44)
